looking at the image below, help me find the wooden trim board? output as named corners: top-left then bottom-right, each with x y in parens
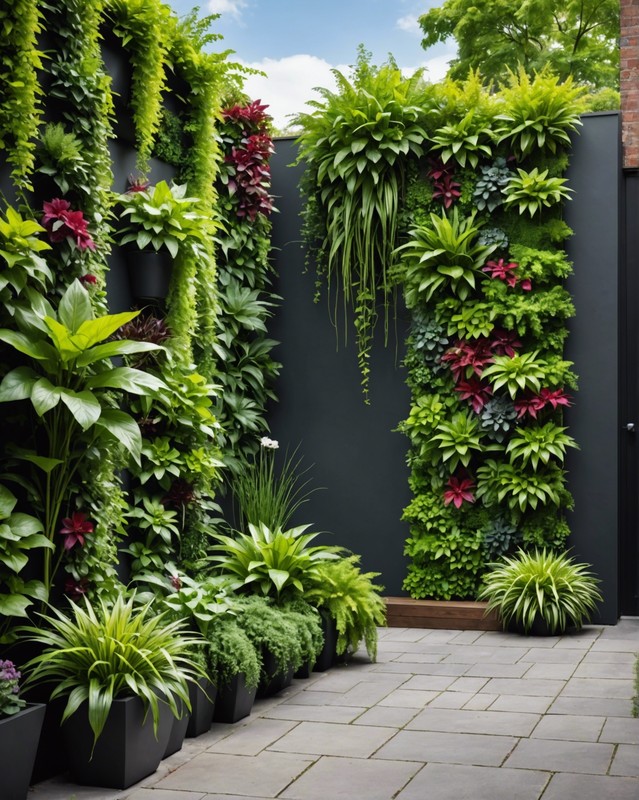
top-left (384, 597), bottom-right (502, 631)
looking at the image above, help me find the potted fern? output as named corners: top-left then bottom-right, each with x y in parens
top-left (207, 614), bottom-right (260, 724)
top-left (21, 595), bottom-right (205, 789)
top-left (478, 548), bottom-right (602, 635)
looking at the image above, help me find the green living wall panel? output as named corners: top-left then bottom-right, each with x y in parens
top-left (269, 115), bottom-right (621, 620)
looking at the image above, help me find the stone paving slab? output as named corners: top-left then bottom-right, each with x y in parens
top-left (280, 755), bottom-right (419, 800)
top-left (30, 620), bottom-right (639, 800)
top-left (395, 763), bottom-right (550, 800)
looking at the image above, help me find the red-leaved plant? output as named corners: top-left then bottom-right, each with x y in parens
top-left (428, 158), bottom-right (461, 209)
top-left (42, 199), bottom-right (96, 251)
top-left (443, 475), bottom-right (476, 508)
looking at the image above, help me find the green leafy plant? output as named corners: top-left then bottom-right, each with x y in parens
top-left (0, 484), bottom-right (52, 643)
top-left (481, 351), bottom-right (548, 398)
top-left (429, 109), bottom-right (493, 168)
top-left (473, 157), bottom-right (511, 211)
top-left (234, 595), bottom-right (305, 676)
top-left (430, 411), bottom-right (486, 471)
top-left (21, 594), bottom-right (205, 748)
top-left (495, 68), bottom-right (584, 159)
top-left (0, 280), bottom-right (166, 594)
top-left (206, 521), bottom-right (342, 600)
top-left (0, 206), bottom-right (52, 316)
top-left (503, 168), bottom-right (572, 217)
top-left (506, 422), bottom-right (578, 470)
top-left (476, 460), bottom-right (565, 512)
top-left (36, 123), bottom-right (92, 198)
top-left (303, 555), bottom-right (386, 661)
top-left (398, 208), bottom-right (498, 305)
top-left (478, 548), bottom-right (602, 633)
top-left (206, 613), bottom-right (260, 690)
top-left (295, 52), bottom-right (430, 398)
top-left (115, 180), bottom-right (209, 258)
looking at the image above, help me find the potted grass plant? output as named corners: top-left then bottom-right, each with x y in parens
top-left (0, 660), bottom-right (45, 800)
top-left (477, 548), bottom-right (603, 635)
top-left (20, 594), bottom-right (206, 789)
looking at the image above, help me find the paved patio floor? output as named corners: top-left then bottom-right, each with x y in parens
top-left (31, 619), bottom-right (639, 800)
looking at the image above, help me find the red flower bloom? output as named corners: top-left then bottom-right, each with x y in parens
top-left (539, 387), bottom-right (572, 409)
top-left (441, 338), bottom-right (494, 381)
top-left (41, 199), bottom-right (96, 251)
top-left (455, 377), bottom-right (493, 413)
top-left (490, 329), bottom-right (521, 358)
top-left (59, 512), bottom-right (94, 550)
top-left (64, 577), bottom-right (89, 599)
top-left (170, 574), bottom-right (183, 591)
top-left (514, 392), bottom-right (547, 419)
top-left (80, 273), bottom-right (97, 286)
top-left (443, 475), bottom-right (476, 509)
top-left (519, 278), bottom-right (532, 292)
top-left (483, 258), bottom-right (519, 282)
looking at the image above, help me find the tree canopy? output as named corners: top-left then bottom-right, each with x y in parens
top-left (419, 0), bottom-right (620, 90)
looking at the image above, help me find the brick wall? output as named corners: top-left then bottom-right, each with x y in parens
top-left (622, 0), bottom-right (639, 168)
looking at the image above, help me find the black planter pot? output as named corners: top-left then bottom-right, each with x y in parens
top-left (62, 696), bottom-right (172, 789)
top-left (313, 610), bottom-right (338, 672)
top-left (0, 703), bottom-right (46, 800)
top-left (163, 704), bottom-right (189, 758)
top-left (125, 249), bottom-right (173, 305)
top-left (294, 661), bottom-right (312, 679)
top-left (213, 673), bottom-right (257, 724)
top-left (185, 678), bottom-right (217, 738)
top-left (506, 614), bottom-right (576, 636)
top-left (257, 649), bottom-right (294, 698)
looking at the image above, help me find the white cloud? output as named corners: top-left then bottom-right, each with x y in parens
top-left (207, 0), bottom-right (247, 20)
top-left (239, 55), bottom-right (348, 132)
top-left (239, 50), bottom-right (455, 133)
top-left (397, 14), bottom-right (421, 35)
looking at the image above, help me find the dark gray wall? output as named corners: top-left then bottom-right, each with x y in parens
top-left (269, 117), bottom-right (623, 618)
top-left (268, 138), bottom-right (411, 595)
top-left (564, 112), bottom-right (621, 624)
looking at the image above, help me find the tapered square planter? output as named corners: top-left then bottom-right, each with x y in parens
top-left (313, 610), bottom-right (338, 672)
top-left (0, 703), bottom-right (46, 800)
top-left (257, 649), bottom-right (294, 698)
top-left (62, 696), bottom-right (172, 789)
top-left (185, 678), bottom-right (217, 738)
top-left (163, 706), bottom-right (190, 758)
top-left (213, 673), bottom-right (257, 724)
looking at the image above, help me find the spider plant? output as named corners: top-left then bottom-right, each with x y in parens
top-left (478, 548), bottom-right (602, 634)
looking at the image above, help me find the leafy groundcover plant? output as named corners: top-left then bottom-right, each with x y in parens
top-left (478, 548), bottom-right (602, 634)
top-left (21, 594), bottom-right (205, 748)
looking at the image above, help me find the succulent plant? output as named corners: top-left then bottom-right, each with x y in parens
top-left (410, 310), bottom-right (449, 373)
top-left (478, 226), bottom-right (509, 250)
top-left (473, 157), bottom-right (511, 211)
top-left (479, 396), bottom-right (517, 442)
top-left (482, 516), bottom-right (521, 560)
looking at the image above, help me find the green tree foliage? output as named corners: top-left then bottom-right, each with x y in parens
top-left (419, 0), bottom-right (619, 91)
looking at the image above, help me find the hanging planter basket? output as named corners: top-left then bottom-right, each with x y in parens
top-left (125, 249), bottom-right (173, 305)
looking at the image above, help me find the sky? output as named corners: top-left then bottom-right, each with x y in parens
top-left (165, 0), bottom-right (455, 130)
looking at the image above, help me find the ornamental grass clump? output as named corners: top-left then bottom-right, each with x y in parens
top-left (478, 548), bottom-right (602, 634)
top-left (21, 594), bottom-right (205, 748)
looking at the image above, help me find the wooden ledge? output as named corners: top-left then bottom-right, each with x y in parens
top-left (384, 597), bottom-right (501, 631)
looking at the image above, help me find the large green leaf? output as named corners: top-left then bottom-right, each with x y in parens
top-left (95, 409), bottom-right (142, 462)
top-left (73, 312), bottom-right (139, 350)
top-left (0, 329), bottom-right (57, 361)
top-left (0, 367), bottom-right (38, 402)
top-left (13, 452), bottom-right (64, 474)
top-left (85, 367), bottom-right (166, 395)
top-left (31, 377), bottom-right (63, 416)
top-left (43, 317), bottom-right (81, 361)
top-left (58, 280), bottom-right (93, 333)
top-left (59, 389), bottom-right (102, 430)
top-left (0, 484), bottom-right (17, 518)
top-left (75, 340), bottom-right (164, 367)
top-left (0, 594), bottom-right (31, 618)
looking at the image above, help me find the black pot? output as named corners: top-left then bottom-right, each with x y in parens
top-left (213, 673), bottom-right (256, 724)
top-left (257, 649), bottom-right (294, 698)
top-left (125, 249), bottom-right (173, 304)
top-left (62, 696), bottom-right (172, 789)
top-left (313, 610), bottom-right (338, 672)
top-left (506, 614), bottom-right (575, 636)
top-left (185, 678), bottom-right (217, 738)
top-left (162, 704), bottom-right (189, 758)
top-left (294, 661), bottom-right (312, 679)
top-left (0, 703), bottom-right (46, 800)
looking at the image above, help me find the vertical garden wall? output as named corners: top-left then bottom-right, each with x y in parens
top-left (270, 85), bottom-right (621, 622)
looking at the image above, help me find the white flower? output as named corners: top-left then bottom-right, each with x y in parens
top-left (260, 436), bottom-right (279, 449)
